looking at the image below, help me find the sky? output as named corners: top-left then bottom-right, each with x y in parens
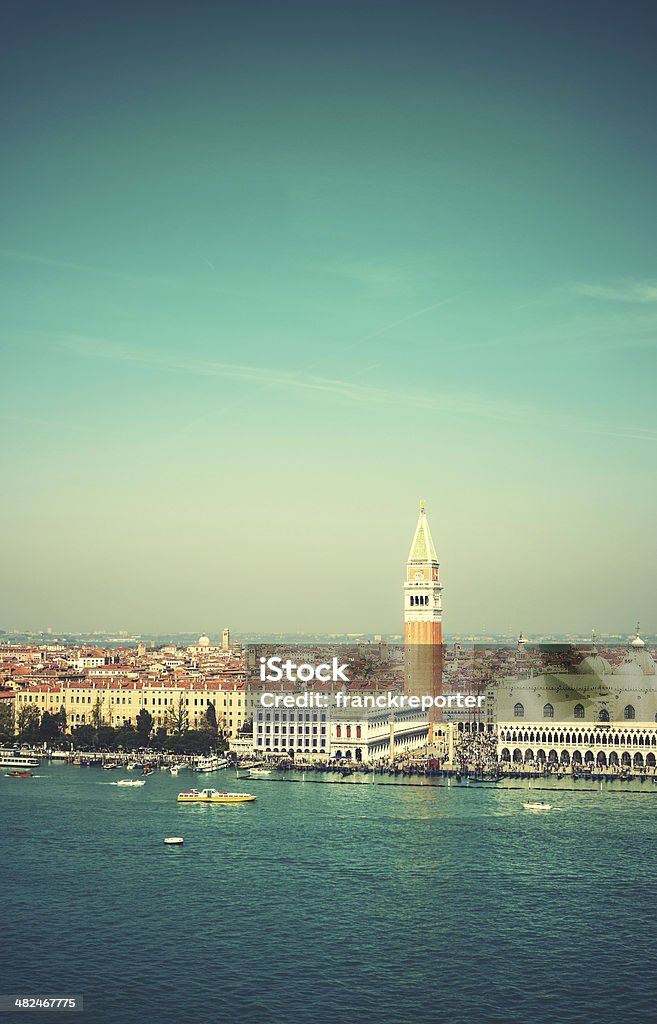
top-left (1, 0), bottom-right (656, 637)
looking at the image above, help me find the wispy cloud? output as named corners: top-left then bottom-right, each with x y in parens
top-left (0, 247), bottom-right (227, 293)
top-left (352, 297), bottom-right (459, 346)
top-left (574, 280), bottom-right (657, 303)
top-left (0, 248), bottom-right (159, 285)
top-left (57, 332), bottom-right (525, 423)
top-left (55, 332), bottom-right (657, 444)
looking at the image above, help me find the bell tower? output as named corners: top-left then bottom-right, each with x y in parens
top-left (404, 500), bottom-right (443, 647)
top-left (404, 501), bottom-right (444, 739)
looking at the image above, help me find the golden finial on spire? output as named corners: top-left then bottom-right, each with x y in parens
top-left (420, 499), bottom-right (425, 511)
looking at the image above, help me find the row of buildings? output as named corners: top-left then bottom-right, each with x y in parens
top-left (2, 503), bottom-right (655, 767)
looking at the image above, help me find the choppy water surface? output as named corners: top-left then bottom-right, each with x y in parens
top-left (2, 764), bottom-right (657, 1023)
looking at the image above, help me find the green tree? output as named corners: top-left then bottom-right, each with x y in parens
top-left (204, 701), bottom-right (217, 734)
top-left (95, 725), bottom-right (118, 749)
top-left (71, 724), bottom-right (96, 749)
top-left (56, 705), bottom-right (67, 735)
top-left (136, 708), bottom-right (153, 741)
top-left (152, 726), bottom-right (168, 750)
top-left (0, 700), bottom-right (15, 742)
top-left (114, 723), bottom-right (140, 751)
top-left (178, 729), bottom-right (214, 754)
top-left (17, 704), bottom-right (41, 743)
top-left (39, 710), bottom-right (60, 743)
top-left (91, 695), bottom-right (103, 729)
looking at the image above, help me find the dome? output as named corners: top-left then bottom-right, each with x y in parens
top-left (578, 654), bottom-right (612, 676)
top-left (629, 648), bottom-right (656, 676)
top-left (613, 657), bottom-right (644, 677)
top-left (198, 635), bottom-right (210, 647)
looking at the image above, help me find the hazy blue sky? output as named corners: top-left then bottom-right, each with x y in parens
top-left (1, 0), bottom-right (656, 636)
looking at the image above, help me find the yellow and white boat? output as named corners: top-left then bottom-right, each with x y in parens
top-left (177, 788), bottom-right (256, 804)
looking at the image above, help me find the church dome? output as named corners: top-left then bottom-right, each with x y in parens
top-left (198, 635), bottom-right (210, 647)
top-left (613, 657), bottom-right (644, 677)
top-left (630, 623), bottom-right (646, 647)
top-left (578, 654), bottom-right (611, 676)
top-left (629, 648), bottom-right (656, 676)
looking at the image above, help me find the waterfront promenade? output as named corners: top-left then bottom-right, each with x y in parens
top-left (20, 746), bottom-right (657, 790)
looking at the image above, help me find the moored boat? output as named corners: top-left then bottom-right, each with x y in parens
top-left (0, 750), bottom-right (40, 771)
top-left (177, 788), bottom-right (256, 804)
top-left (193, 755), bottom-right (229, 773)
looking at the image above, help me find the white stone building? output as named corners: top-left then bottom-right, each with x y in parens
top-left (492, 628), bottom-right (657, 769)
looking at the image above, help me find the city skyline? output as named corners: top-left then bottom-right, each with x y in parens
top-left (2, 0), bottom-right (656, 634)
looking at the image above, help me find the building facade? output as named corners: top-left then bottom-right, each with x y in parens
top-left (493, 629), bottom-right (657, 769)
top-left (13, 679), bottom-right (258, 741)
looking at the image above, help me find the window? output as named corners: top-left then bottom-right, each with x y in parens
top-left (624, 705), bottom-right (636, 721)
top-left (543, 703), bottom-right (554, 719)
top-left (599, 709), bottom-right (610, 722)
top-left (574, 704), bottom-right (584, 719)
top-left (513, 703), bottom-right (524, 718)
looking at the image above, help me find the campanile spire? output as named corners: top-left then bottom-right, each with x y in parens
top-left (404, 501), bottom-right (443, 642)
top-left (403, 502), bottom-right (444, 740)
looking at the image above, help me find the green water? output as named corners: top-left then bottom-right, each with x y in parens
top-left (2, 763), bottom-right (656, 1023)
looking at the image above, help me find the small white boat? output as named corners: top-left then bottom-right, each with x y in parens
top-left (248, 767), bottom-right (272, 777)
top-left (163, 837), bottom-right (184, 845)
top-left (170, 764), bottom-right (184, 775)
top-left (115, 779), bottom-right (146, 787)
top-left (523, 801), bottom-right (552, 811)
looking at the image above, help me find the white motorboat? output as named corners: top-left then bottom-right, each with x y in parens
top-left (523, 801), bottom-right (552, 811)
top-left (163, 837), bottom-right (184, 845)
top-left (248, 767), bottom-right (272, 777)
top-left (115, 779), bottom-right (146, 787)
